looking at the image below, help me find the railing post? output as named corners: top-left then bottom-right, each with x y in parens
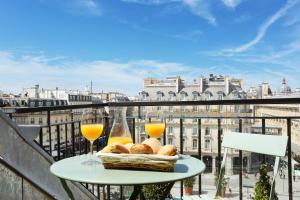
top-left (287, 118), bottom-right (293, 200)
top-left (217, 118), bottom-right (221, 173)
top-left (71, 112), bottom-right (75, 156)
top-left (57, 124), bottom-right (60, 160)
top-left (39, 128), bottom-right (43, 147)
top-left (47, 110), bottom-right (52, 155)
top-left (132, 118), bottom-right (136, 143)
top-left (198, 118), bottom-right (202, 195)
top-left (163, 118), bottom-right (166, 145)
top-left (262, 118), bottom-right (266, 164)
top-left (239, 119), bottom-right (243, 200)
top-left (65, 123), bottom-right (68, 158)
top-left (107, 185), bottom-right (111, 200)
top-left (180, 118), bottom-right (183, 198)
top-left (120, 185), bottom-right (123, 200)
top-left (138, 106), bottom-right (141, 119)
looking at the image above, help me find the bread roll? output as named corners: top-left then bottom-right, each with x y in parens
top-left (110, 143), bottom-right (130, 154)
top-left (158, 145), bottom-right (177, 156)
top-left (130, 144), bottom-right (153, 154)
top-left (124, 143), bottom-right (134, 152)
top-left (101, 145), bottom-right (113, 153)
top-left (142, 138), bottom-right (161, 154)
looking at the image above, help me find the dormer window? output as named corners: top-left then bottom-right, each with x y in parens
top-left (192, 91), bottom-right (200, 101)
top-left (180, 91), bottom-right (187, 101)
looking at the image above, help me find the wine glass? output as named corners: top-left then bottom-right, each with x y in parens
top-left (144, 109), bottom-right (165, 139)
top-left (80, 109), bottom-right (104, 165)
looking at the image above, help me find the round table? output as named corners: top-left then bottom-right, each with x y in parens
top-left (50, 155), bottom-right (205, 185)
top-left (50, 155), bottom-right (206, 199)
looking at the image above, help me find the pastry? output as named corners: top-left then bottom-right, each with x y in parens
top-left (100, 145), bottom-right (113, 153)
top-left (124, 143), bottom-right (134, 152)
top-left (130, 143), bottom-right (153, 154)
top-left (142, 138), bottom-right (161, 154)
top-left (105, 143), bottom-right (129, 154)
top-left (158, 145), bottom-right (177, 156)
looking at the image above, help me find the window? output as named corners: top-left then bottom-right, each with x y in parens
top-left (168, 126), bottom-right (173, 134)
top-left (192, 93), bottom-right (198, 101)
top-left (205, 94), bottom-right (210, 111)
top-left (234, 105), bottom-right (240, 112)
top-left (141, 136), bottom-right (145, 143)
top-left (218, 93), bottom-right (223, 112)
top-left (192, 106), bottom-right (197, 111)
top-left (140, 126), bottom-right (145, 133)
top-left (192, 128), bottom-right (197, 135)
top-left (168, 138), bottom-right (173, 145)
top-left (168, 93), bottom-right (174, 101)
top-left (38, 118), bottom-right (43, 124)
top-left (205, 139), bottom-right (210, 150)
top-left (168, 115), bottom-right (173, 122)
top-left (192, 139), bottom-right (197, 149)
top-left (205, 127), bottom-right (210, 135)
top-left (38, 101), bottom-right (43, 107)
top-left (180, 93), bottom-right (186, 101)
top-left (193, 118), bottom-right (197, 122)
top-left (169, 106), bottom-right (173, 112)
top-left (30, 118), bottom-right (35, 124)
top-left (157, 93), bottom-right (163, 101)
top-left (142, 94), bottom-right (147, 101)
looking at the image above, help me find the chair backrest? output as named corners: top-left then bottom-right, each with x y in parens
top-left (221, 132), bottom-right (288, 157)
top-left (215, 132), bottom-right (288, 200)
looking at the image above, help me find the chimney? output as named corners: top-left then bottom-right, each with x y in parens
top-left (35, 84), bottom-right (39, 98)
top-left (198, 77), bottom-right (203, 93)
top-left (224, 76), bottom-right (229, 95)
top-left (261, 82), bottom-right (269, 98)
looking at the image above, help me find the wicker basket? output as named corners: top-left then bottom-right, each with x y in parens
top-left (97, 153), bottom-right (179, 172)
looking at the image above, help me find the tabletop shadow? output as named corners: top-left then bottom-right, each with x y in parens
top-left (173, 164), bottom-right (188, 173)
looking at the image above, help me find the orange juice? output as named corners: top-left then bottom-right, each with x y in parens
top-left (81, 124), bottom-right (103, 141)
top-left (108, 136), bottom-right (133, 145)
top-left (145, 123), bottom-right (165, 138)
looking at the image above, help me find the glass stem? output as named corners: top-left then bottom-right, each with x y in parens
top-left (90, 140), bottom-right (94, 157)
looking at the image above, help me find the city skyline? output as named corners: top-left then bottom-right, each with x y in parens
top-left (1, 0), bottom-right (300, 95)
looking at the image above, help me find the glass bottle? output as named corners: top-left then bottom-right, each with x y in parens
top-left (107, 107), bottom-right (133, 145)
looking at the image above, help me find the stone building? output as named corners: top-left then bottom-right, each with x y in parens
top-left (135, 75), bottom-right (252, 174)
top-left (251, 78), bottom-right (300, 154)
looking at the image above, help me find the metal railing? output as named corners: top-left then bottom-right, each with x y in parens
top-left (10, 97), bottom-right (300, 200)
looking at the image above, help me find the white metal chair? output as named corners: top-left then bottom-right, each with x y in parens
top-left (171, 132), bottom-right (288, 200)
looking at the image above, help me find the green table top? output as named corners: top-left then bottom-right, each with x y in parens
top-left (50, 155), bottom-right (205, 186)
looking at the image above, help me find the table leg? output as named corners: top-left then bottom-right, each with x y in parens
top-left (161, 182), bottom-right (175, 199)
top-left (129, 185), bottom-right (142, 200)
top-left (129, 182), bottom-right (175, 200)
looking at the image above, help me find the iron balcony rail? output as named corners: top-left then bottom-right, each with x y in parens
top-left (14, 97), bottom-right (300, 113)
top-left (10, 98), bottom-right (299, 200)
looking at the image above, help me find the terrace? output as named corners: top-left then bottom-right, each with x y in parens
top-left (1, 98), bottom-right (300, 200)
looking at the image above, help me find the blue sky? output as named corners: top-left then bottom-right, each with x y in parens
top-left (1, 0), bottom-right (300, 95)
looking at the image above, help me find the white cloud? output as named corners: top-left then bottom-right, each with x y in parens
top-left (222, 0), bottom-right (242, 9)
top-left (0, 51), bottom-right (201, 95)
top-left (182, 0), bottom-right (216, 25)
top-left (222, 0), bottom-right (298, 54)
top-left (121, 0), bottom-right (179, 5)
top-left (121, 0), bottom-right (217, 25)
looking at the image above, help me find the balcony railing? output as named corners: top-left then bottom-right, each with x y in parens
top-left (7, 97), bottom-right (300, 200)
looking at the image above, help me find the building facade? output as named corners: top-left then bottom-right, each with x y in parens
top-left (250, 78), bottom-right (300, 154)
top-left (135, 75), bottom-right (252, 174)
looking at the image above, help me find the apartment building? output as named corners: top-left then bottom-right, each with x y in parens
top-left (135, 75), bottom-right (252, 174)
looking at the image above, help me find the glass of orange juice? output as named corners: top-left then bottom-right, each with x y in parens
top-left (81, 109), bottom-right (104, 165)
top-left (144, 111), bottom-right (165, 138)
